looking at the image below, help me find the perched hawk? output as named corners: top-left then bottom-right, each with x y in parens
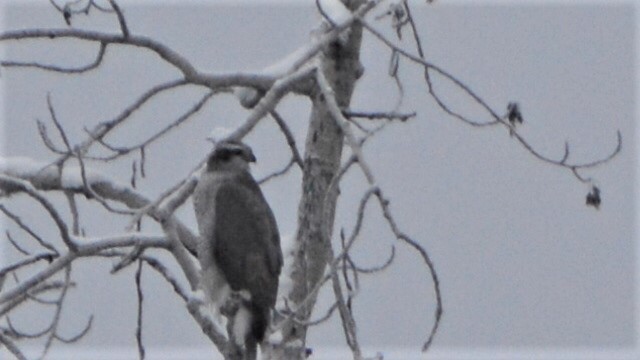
top-left (193, 141), bottom-right (282, 356)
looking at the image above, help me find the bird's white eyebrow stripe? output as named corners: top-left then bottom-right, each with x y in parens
top-left (217, 143), bottom-right (246, 151)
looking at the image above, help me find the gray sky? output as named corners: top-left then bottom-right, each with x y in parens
top-left (0, 1), bottom-right (636, 359)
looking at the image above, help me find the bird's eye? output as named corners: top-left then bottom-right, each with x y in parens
top-left (218, 149), bottom-right (233, 161)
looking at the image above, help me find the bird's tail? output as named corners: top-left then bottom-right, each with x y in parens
top-left (236, 301), bottom-right (269, 360)
top-left (232, 300), bottom-right (270, 357)
top-left (248, 301), bottom-right (270, 343)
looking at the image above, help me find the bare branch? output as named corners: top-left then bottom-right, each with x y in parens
top-left (141, 256), bottom-right (188, 303)
top-left (0, 28), bottom-right (279, 91)
top-left (54, 315), bottom-right (93, 344)
top-left (349, 245), bottom-right (395, 274)
top-left (135, 259), bottom-right (145, 360)
top-left (0, 254), bottom-right (56, 280)
top-left (258, 158), bottom-right (297, 185)
top-left (403, 0), bottom-right (426, 60)
top-left (0, 331), bottom-right (27, 360)
top-left (315, 0), bottom-right (337, 28)
top-left (79, 79), bottom-right (188, 158)
top-left (270, 110), bottom-right (304, 168)
top-left (343, 110), bottom-right (416, 122)
top-left (359, 18), bottom-right (622, 184)
top-left (0, 175), bottom-right (77, 251)
top-left (94, 90), bottom-right (216, 161)
top-left (372, 188), bottom-right (441, 352)
top-left (303, 301), bottom-right (339, 327)
top-left (6, 231), bottom-right (31, 256)
top-left (46, 94), bottom-right (71, 154)
top-left (40, 265), bottom-right (74, 358)
top-left (0, 233), bottom-right (168, 305)
top-left (107, 0), bottom-right (129, 38)
top-left (74, 148), bottom-right (135, 215)
top-left (36, 119), bottom-right (67, 155)
top-left (64, 192), bottom-right (81, 236)
top-left (316, 66), bottom-right (375, 184)
top-left (1, 42), bottom-right (107, 73)
top-left (0, 280), bottom-right (68, 318)
top-left (1, 155), bottom-right (200, 256)
top-left (98, 250), bottom-right (189, 303)
top-left (227, 65), bottom-right (317, 142)
top-left (0, 204), bottom-right (58, 254)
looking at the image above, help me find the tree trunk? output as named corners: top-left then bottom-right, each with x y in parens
top-left (267, 1), bottom-right (365, 358)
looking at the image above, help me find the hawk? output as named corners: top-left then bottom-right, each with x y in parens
top-left (193, 140), bottom-right (282, 357)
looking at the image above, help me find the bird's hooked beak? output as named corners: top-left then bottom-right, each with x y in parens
top-left (246, 151), bottom-right (257, 163)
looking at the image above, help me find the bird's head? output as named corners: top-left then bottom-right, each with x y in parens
top-left (206, 140), bottom-right (256, 173)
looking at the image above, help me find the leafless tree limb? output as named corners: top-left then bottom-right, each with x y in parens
top-left (316, 65), bottom-right (374, 183)
top-left (54, 315), bottom-right (93, 344)
top-left (6, 231), bottom-right (31, 256)
top-left (372, 188), bottom-right (441, 352)
top-left (64, 192), bottom-right (81, 236)
top-left (359, 17), bottom-right (622, 185)
top-left (107, 0), bottom-right (129, 38)
top-left (347, 244), bottom-right (395, 275)
top-left (0, 175), bottom-right (77, 251)
top-left (258, 158), bottom-right (297, 185)
top-left (1, 42), bottom-right (107, 73)
top-left (79, 79), bottom-right (189, 160)
top-left (0, 331), bottom-right (27, 360)
top-left (0, 254), bottom-right (56, 281)
top-left (96, 91), bottom-right (217, 161)
top-left (227, 65), bottom-right (317, 142)
top-left (269, 110), bottom-right (304, 168)
top-left (40, 265), bottom-right (74, 358)
top-left (0, 280), bottom-right (68, 318)
top-left (0, 232), bottom-right (168, 305)
top-left (0, 204), bottom-right (58, 254)
top-left (0, 1), bottom-right (623, 358)
top-left (135, 259), bottom-right (145, 360)
top-left (343, 109), bottom-right (416, 122)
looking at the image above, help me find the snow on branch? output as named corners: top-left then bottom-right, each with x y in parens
top-left (0, 28), bottom-right (276, 92)
top-left (234, 0), bottom-right (380, 108)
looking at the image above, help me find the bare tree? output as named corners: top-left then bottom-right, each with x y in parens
top-left (0, 1), bottom-right (621, 359)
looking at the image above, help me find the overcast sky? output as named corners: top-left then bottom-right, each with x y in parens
top-left (0, 1), bottom-right (637, 359)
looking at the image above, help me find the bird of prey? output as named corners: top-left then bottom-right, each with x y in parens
top-left (193, 140), bottom-right (282, 358)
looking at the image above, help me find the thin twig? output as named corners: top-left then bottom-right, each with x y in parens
top-left (1, 42), bottom-right (107, 73)
top-left (54, 315), bottom-right (93, 344)
top-left (40, 265), bottom-right (73, 358)
top-left (0, 332), bottom-right (27, 360)
top-left (360, 18), bottom-right (622, 183)
top-left (0, 254), bottom-right (56, 280)
top-left (135, 259), bottom-right (145, 360)
top-left (373, 188), bottom-right (441, 352)
top-left (258, 157), bottom-right (297, 185)
top-left (0, 280), bottom-right (67, 318)
top-left (316, 67), bottom-right (375, 184)
top-left (64, 192), bottom-right (81, 236)
top-left (0, 175), bottom-right (77, 251)
top-left (0, 205), bottom-right (58, 254)
top-left (94, 90), bottom-right (216, 161)
top-left (270, 110), bottom-right (304, 168)
top-left (348, 245), bottom-right (395, 274)
top-left (107, 0), bottom-right (129, 38)
top-left (343, 110), bottom-right (416, 122)
top-left (79, 79), bottom-right (188, 159)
